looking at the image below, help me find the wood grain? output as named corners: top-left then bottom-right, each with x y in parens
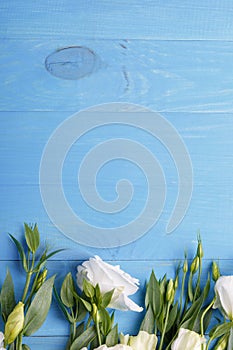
top-left (1, 40), bottom-right (233, 112)
top-left (1, 0), bottom-right (233, 347)
top-left (1, 1), bottom-right (233, 40)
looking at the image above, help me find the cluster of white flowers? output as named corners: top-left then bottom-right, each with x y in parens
top-left (81, 330), bottom-right (157, 350)
top-left (76, 256), bottom-right (233, 350)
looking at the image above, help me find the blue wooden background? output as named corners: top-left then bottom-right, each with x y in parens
top-left (1, 1), bottom-right (233, 348)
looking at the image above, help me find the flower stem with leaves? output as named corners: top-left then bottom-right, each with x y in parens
top-left (0, 223), bottom-right (62, 350)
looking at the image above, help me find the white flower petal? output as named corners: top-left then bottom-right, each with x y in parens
top-left (95, 345), bottom-right (132, 350)
top-left (129, 331), bottom-right (158, 350)
top-left (76, 256), bottom-right (143, 312)
top-left (110, 292), bottom-right (143, 312)
top-left (171, 328), bottom-right (206, 350)
top-left (0, 332), bottom-right (4, 347)
top-left (213, 276), bottom-right (233, 320)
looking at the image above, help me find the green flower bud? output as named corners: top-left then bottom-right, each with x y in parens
top-left (197, 239), bottom-right (204, 258)
top-left (5, 302), bottom-right (24, 345)
top-left (183, 259), bottom-right (188, 273)
top-left (174, 275), bottom-right (179, 290)
top-left (35, 269), bottom-right (48, 292)
top-left (92, 303), bottom-right (98, 320)
top-left (166, 279), bottom-right (174, 303)
top-left (212, 261), bottom-right (220, 282)
top-left (190, 256), bottom-right (199, 274)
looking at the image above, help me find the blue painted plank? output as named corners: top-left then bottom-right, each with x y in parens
top-left (1, 40), bottom-right (233, 112)
top-left (1, 1), bottom-right (233, 40)
top-left (1, 112), bottom-right (233, 260)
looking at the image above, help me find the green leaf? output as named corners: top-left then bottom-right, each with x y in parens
top-left (61, 273), bottom-right (75, 308)
top-left (181, 288), bottom-right (209, 330)
top-left (35, 249), bottom-right (64, 272)
top-left (70, 325), bottom-right (97, 350)
top-left (76, 299), bottom-right (87, 322)
top-left (209, 322), bottom-right (233, 340)
top-left (23, 275), bottom-right (56, 336)
top-left (213, 333), bottom-right (229, 350)
top-left (65, 323), bottom-right (85, 350)
top-left (95, 284), bottom-right (101, 302)
top-left (192, 308), bottom-right (212, 334)
top-left (75, 322), bottom-right (85, 339)
top-left (166, 302), bottom-right (179, 333)
top-left (9, 234), bottom-right (28, 271)
top-left (140, 305), bottom-right (155, 333)
top-left (159, 274), bottom-right (167, 302)
top-left (145, 270), bottom-right (162, 318)
top-left (102, 289), bottom-right (114, 308)
top-left (106, 324), bottom-right (118, 347)
top-left (79, 297), bottom-right (92, 312)
top-left (0, 269), bottom-right (16, 322)
top-left (53, 286), bottom-right (75, 323)
top-left (83, 279), bottom-right (95, 299)
top-left (24, 223), bottom-right (40, 254)
top-left (99, 308), bottom-right (112, 336)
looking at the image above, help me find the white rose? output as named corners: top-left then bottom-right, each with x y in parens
top-left (120, 330), bottom-right (158, 350)
top-left (213, 275), bottom-right (233, 320)
top-left (0, 332), bottom-right (6, 350)
top-left (76, 256), bottom-right (143, 312)
top-left (171, 328), bottom-right (206, 350)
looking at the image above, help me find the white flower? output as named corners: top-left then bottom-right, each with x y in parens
top-left (213, 276), bottom-right (233, 320)
top-left (171, 328), bottom-right (206, 350)
top-left (80, 346), bottom-right (132, 350)
top-left (0, 332), bottom-right (6, 350)
top-left (120, 330), bottom-right (158, 350)
top-left (76, 256), bottom-right (143, 312)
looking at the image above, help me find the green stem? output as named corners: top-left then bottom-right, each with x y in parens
top-left (188, 271), bottom-right (194, 302)
top-left (205, 338), bottom-right (212, 350)
top-left (22, 253), bottom-right (35, 303)
top-left (179, 271), bottom-right (187, 320)
top-left (16, 332), bottom-right (23, 350)
top-left (200, 298), bottom-right (215, 350)
top-left (25, 269), bottom-right (40, 307)
top-left (194, 258), bottom-right (202, 301)
top-left (22, 271), bottom-right (32, 303)
top-left (86, 314), bottom-right (92, 328)
top-left (95, 311), bottom-right (102, 346)
top-left (159, 302), bottom-right (171, 350)
top-left (70, 321), bottom-right (76, 342)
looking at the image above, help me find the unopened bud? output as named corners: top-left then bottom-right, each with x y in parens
top-left (183, 259), bottom-right (188, 273)
top-left (212, 261), bottom-right (220, 282)
top-left (166, 279), bottom-right (174, 303)
top-left (174, 275), bottom-right (179, 290)
top-left (92, 303), bottom-right (98, 320)
top-left (35, 269), bottom-right (48, 292)
top-left (5, 302), bottom-right (24, 345)
top-left (197, 239), bottom-right (204, 258)
top-left (190, 256), bottom-right (199, 274)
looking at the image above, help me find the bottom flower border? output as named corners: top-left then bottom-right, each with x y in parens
top-left (0, 224), bottom-right (232, 350)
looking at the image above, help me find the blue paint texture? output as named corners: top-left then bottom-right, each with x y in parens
top-left (1, 1), bottom-right (233, 346)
